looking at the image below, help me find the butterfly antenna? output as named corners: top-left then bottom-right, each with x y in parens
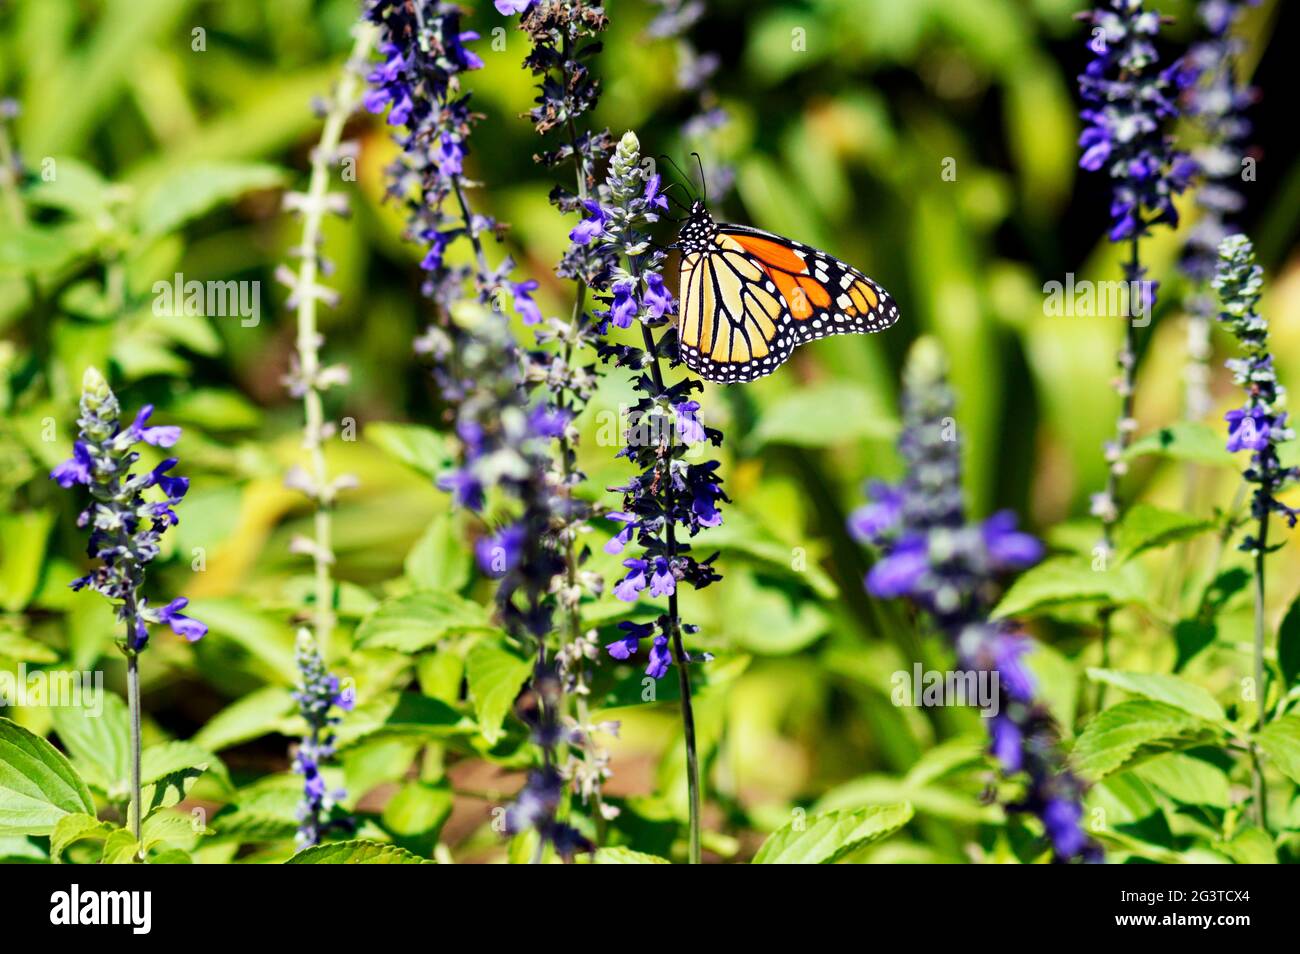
top-left (658, 153), bottom-right (697, 202)
top-left (661, 181), bottom-right (692, 213)
top-left (691, 151), bottom-right (708, 206)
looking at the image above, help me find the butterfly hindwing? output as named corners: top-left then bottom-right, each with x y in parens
top-left (676, 215), bottom-right (899, 384)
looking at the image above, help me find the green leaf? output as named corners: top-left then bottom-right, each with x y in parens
top-left (188, 597), bottom-right (298, 683)
top-left (1132, 754), bottom-right (1230, 808)
top-left (0, 627), bottom-right (59, 664)
top-left (1071, 701), bottom-right (1215, 781)
top-left (1123, 422), bottom-right (1235, 467)
top-left (1114, 504), bottom-right (1214, 561)
top-left (593, 846), bottom-right (671, 864)
top-left (0, 717), bottom-right (95, 835)
top-left (0, 510), bottom-right (54, 611)
top-left (381, 782), bottom-right (453, 853)
top-left (168, 389), bottom-right (262, 431)
top-left (751, 803), bottom-right (913, 864)
top-left (51, 692), bottom-right (130, 795)
top-left (134, 162), bottom-right (286, 238)
top-left (365, 422), bottom-right (451, 479)
top-left (991, 557), bottom-right (1144, 618)
top-left (465, 640), bottom-right (532, 745)
top-left (1086, 669), bottom-right (1225, 722)
top-left (0, 223), bottom-right (93, 274)
top-left (210, 782), bottom-right (301, 844)
top-left (721, 567), bottom-right (830, 655)
top-left (141, 809), bottom-right (206, 851)
top-left (101, 828), bottom-right (143, 864)
top-left (1173, 620), bottom-right (1217, 673)
top-left (1277, 594), bottom-right (1300, 691)
top-left (140, 741), bottom-right (227, 814)
top-left (191, 687), bottom-right (297, 752)
top-left (404, 512), bottom-right (471, 592)
top-left (747, 382), bottom-right (897, 450)
top-left (698, 509), bottom-right (838, 599)
top-left (23, 157), bottom-right (113, 218)
top-left (336, 692), bottom-right (471, 749)
top-left (1216, 827), bottom-right (1276, 865)
top-left (50, 812), bottom-right (117, 862)
top-left (0, 835), bottom-right (47, 863)
top-left (286, 839), bottom-right (434, 864)
top-left (355, 591), bottom-right (493, 653)
top-left (1256, 715), bottom-right (1300, 786)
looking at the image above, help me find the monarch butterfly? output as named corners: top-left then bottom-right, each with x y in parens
top-left (674, 199), bottom-right (900, 384)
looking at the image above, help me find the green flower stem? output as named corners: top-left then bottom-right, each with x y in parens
top-left (1095, 235), bottom-right (1143, 710)
top-left (291, 24), bottom-right (374, 658)
top-left (0, 119), bottom-right (26, 227)
top-left (126, 645), bottom-right (143, 854)
top-left (1251, 492), bottom-right (1271, 828)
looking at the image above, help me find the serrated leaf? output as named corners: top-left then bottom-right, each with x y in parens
top-left (0, 718), bottom-right (95, 835)
top-left (140, 741), bottom-right (227, 815)
top-left (1071, 701), bottom-right (1214, 781)
top-left (101, 828), bottom-right (143, 864)
top-left (1256, 715), bottom-right (1300, 786)
top-left (286, 839), bottom-right (434, 864)
top-left (991, 557), bottom-right (1144, 618)
top-left (355, 591), bottom-right (493, 652)
top-left (465, 640), bottom-right (532, 745)
top-left (134, 162), bottom-right (286, 238)
top-left (51, 693), bottom-right (130, 795)
top-left (1123, 422), bottom-right (1235, 467)
top-left (751, 802), bottom-right (913, 864)
top-left (50, 812), bottom-right (116, 862)
top-left (210, 782), bottom-right (302, 844)
top-left (1086, 669), bottom-right (1225, 722)
top-left (1114, 504), bottom-right (1214, 561)
top-left (593, 846), bottom-right (671, 864)
top-left (141, 809), bottom-right (206, 851)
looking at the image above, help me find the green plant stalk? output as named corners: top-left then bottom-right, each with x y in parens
top-left (1095, 235), bottom-right (1143, 709)
top-left (126, 644), bottom-right (142, 854)
top-left (1250, 489), bottom-right (1271, 829)
top-left (291, 24), bottom-right (374, 658)
top-left (0, 120), bottom-right (26, 227)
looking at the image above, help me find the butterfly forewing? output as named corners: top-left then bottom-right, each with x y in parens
top-left (676, 216), bottom-right (899, 384)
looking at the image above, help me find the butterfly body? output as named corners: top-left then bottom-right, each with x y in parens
top-left (674, 200), bottom-right (899, 383)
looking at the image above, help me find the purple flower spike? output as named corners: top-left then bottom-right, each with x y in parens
top-left (52, 368), bottom-right (202, 654)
